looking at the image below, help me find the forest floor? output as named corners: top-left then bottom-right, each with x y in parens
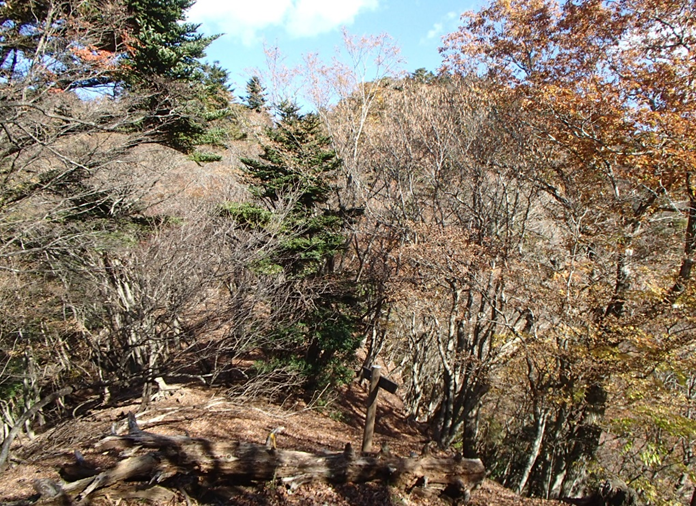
top-left (0, 379), bottom-right (563, 505)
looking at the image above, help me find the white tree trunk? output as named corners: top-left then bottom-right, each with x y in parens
top-left (517, 409), bottom-right (548, 495)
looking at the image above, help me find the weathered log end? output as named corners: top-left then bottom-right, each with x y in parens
top-left (32, 479), bottom-right (64, 499)
top-left (404, 458), bottom-right (484, 504)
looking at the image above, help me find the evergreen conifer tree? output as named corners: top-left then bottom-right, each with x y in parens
top-left (236, 101), bottom-right (361, 387)
top-left (0, 0), bottom-right (230, 153)
top-left (243, 76), bottom-right (267, 112)
top-left (123, 0), bottom-right (219, 82)
top-left (241, 101), bottom-right (344, 275)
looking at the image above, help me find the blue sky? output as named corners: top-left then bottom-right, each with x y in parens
top-left (186, 0), bottom-right (486, 96)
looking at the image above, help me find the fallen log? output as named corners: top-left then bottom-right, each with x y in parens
top-left (52, 413), bottom-right (485, 503)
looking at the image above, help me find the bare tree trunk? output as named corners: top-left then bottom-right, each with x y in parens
top-left (604, 249), bottom-right (632, 318)
top-left (670, 171), bottom-right (696, 298)
top-left (517, 409), bottom-right (548, 495)
top-left (537, 406), bottom-right (569, 499)
top-left (460, 407), bottom-right (480, 459)
top-left (558, 383), bottom-right (607, 497)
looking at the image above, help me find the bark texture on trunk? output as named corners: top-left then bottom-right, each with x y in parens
top-left (41, 413), bottom-right (486, 503)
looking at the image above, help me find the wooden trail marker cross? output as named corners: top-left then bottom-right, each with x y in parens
top-left (361, 365), bottom-right (398, 453)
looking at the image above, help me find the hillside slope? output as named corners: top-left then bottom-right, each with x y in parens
top-left (1, 380), bottom-right (562, 505)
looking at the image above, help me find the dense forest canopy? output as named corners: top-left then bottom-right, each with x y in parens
top-left (1, 0), bottom-right (695, 504)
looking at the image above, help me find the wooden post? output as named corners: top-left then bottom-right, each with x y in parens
top-left (362, 365), bottom-right (382, 453)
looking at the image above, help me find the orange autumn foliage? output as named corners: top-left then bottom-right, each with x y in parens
top-left (70, 45), bottom-right (116, 69)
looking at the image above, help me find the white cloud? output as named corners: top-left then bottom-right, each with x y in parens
top-left (423, 11), bottom-right (459, 43)
top-left (426, 23), bottom-right (443, 40)
top-left (187, 0), bottom-right (378, 45)
top-left (287, 0), bottom-right (378, 37)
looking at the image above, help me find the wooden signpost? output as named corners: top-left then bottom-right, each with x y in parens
top-left (361, 365), bottom-right (398, 453)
